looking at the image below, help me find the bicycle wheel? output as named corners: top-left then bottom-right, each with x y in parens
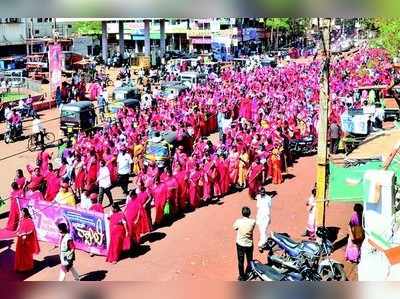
top-left (44, 132), bottom-right (56, 146)
top-left (27, 136), bottom-right (37, 152)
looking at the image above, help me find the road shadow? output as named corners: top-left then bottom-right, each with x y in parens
top-left (119, 244), bottom-right (151, 261)
top-left (0, 240), bottom-right (13, 250)
top-left (0, 249), bottom-right (60, 281)
top-left (157, 213), bottom-right (186, 229)
top-left (141, 232), bottom-right (166, 243)
top-left (284, 173), bottom-right (296, 180)
top-left (0, 210), bottom-right (10, 220)
top-left (80, 270), bottom-right (108, 281)
top-left (333, 235), bottom-right (349, 253)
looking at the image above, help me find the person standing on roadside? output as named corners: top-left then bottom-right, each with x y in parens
top-left (58, 223), bottom-right (80, 281)
top-left (233, 206), bottom-right (256, 281)
top-left (328, 121), bottom-right (341, 155)
top-left (256, 187), bottom-right (273, 252)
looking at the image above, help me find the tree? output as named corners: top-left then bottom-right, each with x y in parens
top-left (372, 18), bottom-right (400, 58)
top-left (72, 21), bottom-right (102, 36)
top-left (264, 18), bottom-right (290, 49)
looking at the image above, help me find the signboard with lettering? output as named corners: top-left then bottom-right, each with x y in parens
top-left (18, 196), bottom-right (110, 256)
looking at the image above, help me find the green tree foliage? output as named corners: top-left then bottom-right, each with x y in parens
top-left (372, 18), bottom-right (400, 58)
top-left (264, 18), bottom-right (290, 30)
top-left (73, 21), bottom-right (102, 36)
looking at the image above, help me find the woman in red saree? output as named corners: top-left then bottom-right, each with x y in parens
top-left (106, 203), bottom-right (129, 264)
top-left (73, 155), bottom-right (85, 198)
top-left (6, 182), bottom-right (23, 231)
top-left (271, 148), bottom-right (283, 185)
top-left (44, 163), bottom-right (60, 202)
top-left (151, 176), bottom-right (169, 226)
top-left (26, 167), bottom-right (44, 193)
top-left (15, 169), bottom-right (26, 190)
top-left (15, 208), bottom-right (40, 272)
top-left (136, 184), bottom-right (153, 235)
top-left (247, 158), bottom-right (263, 199)
top-left (217, 154), bottom-right (230, 195)
top-left (163, 169), bottom-right (179, 215)
top-left (202, 157), bottom-right (214, 202)
top-left (85, 150), bottom-right (98, 193)
top-left (188, 164), bottom-right (203, 209)
top-left (124, 190), bottom-right (152, 244)
top-left (173, 163), bottom-right (188, 211)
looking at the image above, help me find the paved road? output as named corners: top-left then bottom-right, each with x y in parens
top-left (0, 129), bottom-right (356, 280)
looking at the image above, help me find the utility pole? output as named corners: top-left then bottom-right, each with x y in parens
top-left (315, 18), bottom-right (331, 227)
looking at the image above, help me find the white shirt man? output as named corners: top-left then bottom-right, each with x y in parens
top-left (32, 117), bottom-right (43, 134)
top-left (98, 164), bottom-right (111, 189)
top-left (221, 116), bottom-right (233, 133)
top-left (117, 151), bottom-right (133, 175)
top-left (256, 188), bottom-right (273, 249)
top-left (18, 99), bottom-right (25, 110)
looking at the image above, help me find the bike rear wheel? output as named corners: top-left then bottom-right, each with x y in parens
top-left (44, 132), bottom-right (56, 146)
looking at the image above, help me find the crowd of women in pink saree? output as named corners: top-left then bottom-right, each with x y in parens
top-left (4, 48), bottom-right (394, 269)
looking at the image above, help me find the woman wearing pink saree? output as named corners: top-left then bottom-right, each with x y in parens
top-left (227, 146), bottom-right (239, 186)
top-left (174, 163), bottom-right (188, 211)
top-left (151, 176), bottom-right (169, 226)
top-left (345, 204), bottom-right (364, 263)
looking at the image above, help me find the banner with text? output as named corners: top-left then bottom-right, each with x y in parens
top-left (18, 197), bottom-right (110, 256)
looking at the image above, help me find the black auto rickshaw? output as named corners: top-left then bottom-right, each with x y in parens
top-left (60, 101), bottom-right (96, 136)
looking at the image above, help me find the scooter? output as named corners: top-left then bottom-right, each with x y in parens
top-left (4, 122), bottom-right (23, 144)
top-left (263, 227), bottom-right (347, 281)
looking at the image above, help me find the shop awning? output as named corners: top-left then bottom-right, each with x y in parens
top-left (328, 161), bottom-right (380, 202)
top-left (328, 160), bottom-right (400, 203)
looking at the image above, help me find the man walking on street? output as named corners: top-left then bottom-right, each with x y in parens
top-left (97, 159), bottom-right (113, 206)
top-left (117, 146), bottom-right (132, 195)
top-left (58, 223), bottom-right (80, 281)
top-left (256, 187), bottom-right (273, 252)
top-left (233, 206), bottom-right (256, 281)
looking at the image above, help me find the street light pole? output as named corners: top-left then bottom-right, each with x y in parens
top-left (315, 18), bottom-right (331, 227)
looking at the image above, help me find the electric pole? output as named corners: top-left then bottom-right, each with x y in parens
top-left (315, 18), bottom-right (331, 227)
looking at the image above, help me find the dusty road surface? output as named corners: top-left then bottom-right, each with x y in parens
top-left (0, 109), bottom-right (356, 281)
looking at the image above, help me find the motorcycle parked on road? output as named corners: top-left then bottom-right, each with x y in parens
top-left (262, 227), bottom-right (347, 281)
top-left (289, 135), bottom-right (317, 157)
top-left (4, 121), bottom-right (23, 144)
top-left (246, 255), bottom-right (322, 281)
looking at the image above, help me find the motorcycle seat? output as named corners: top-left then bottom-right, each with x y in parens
top-left (254, 262), bottom-right (285, 281)
top-left (275, 233), bottom-right (299, 249)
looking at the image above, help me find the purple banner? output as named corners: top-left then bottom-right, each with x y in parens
top-left (18, 197), bottom-right (110, 256)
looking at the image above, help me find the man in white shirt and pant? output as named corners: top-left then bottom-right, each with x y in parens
top-left (97, 159), bottom-right (113, 206)
top-left (256, 187), bottom-right (273, 252)
top-left (117, 146), bottom-right (132, 195)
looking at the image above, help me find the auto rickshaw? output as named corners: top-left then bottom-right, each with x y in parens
top-left (105, 98), bottom-right (141, 121)
top-left (160, 81), bottom-right (189, 98)
top-left (60, 101), bottom-right (96, 136)
top-left (144, 130), bottom-right (191, 168)
top-left (112, 85), bottom-right (140, 102)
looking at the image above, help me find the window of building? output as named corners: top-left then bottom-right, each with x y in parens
top-left (37, 18), bottom-right (43, 23)
top-left (35, 29), bottom-right (40, 35)
top-left (203, 23), bottom-right (210, 30)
